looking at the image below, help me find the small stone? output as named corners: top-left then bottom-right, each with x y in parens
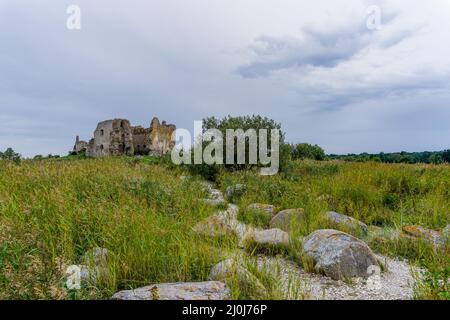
top-left (112, 281), bottom-right (230, 300)
top-left (302, 229), bottom-right (379, 281)
top-left (270, 208), bottom-right (304, 231)
top-left (325, 211), bottom-right (368, 236)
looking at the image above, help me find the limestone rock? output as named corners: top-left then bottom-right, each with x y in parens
top-left (112, 281), bottom-right (230, 300)
top-left (325, 211), bottom-right (368, 236)
top-left (244, 228), bottom-right (290, 250)
top-left (269, 208), bottom-right (304, 231)
top-left (193, 215), bottom-right (235, 238)
top-left (247, 203), bottom-right (276, 217)
top-left (302, 229), bottom-right (379, 280)
top-left (402, 225), bottom-right (443, 246)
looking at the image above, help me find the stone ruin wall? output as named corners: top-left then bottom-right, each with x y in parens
top-left (73, 117), bottom-right (176, 157)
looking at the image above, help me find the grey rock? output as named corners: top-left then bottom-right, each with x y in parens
top-left (402, 225), bottom-right (444, 247)
top-left (302, 229), bottom-right (379, 280)
top-left (112, 281), bottom-right (230, 300)
top-left (325, 211), bottom-right (368, 236)
top-left (270, 208), bottom-right (304, 231)
top-left (244, 228), bottom-right (290, 249)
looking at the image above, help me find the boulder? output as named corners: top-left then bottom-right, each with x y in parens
top-left (247, 203), bottom-right (276, 217)
top-left (244, 228), bottom-right (290, 250)
top-left (112, 281), bottom-right (230, 300)
top-left (193, 215), bottom-right (235, 238)
top-left (402, 225), bottom-right (444, 246)
top-left (325, 211), bottom-right (368, 236)
top-left (270, 208), bottom-right (304, 231)
top-left (209, 259), bottom-right (266, 297)
top-left (302, 229), bottom-right (379, 280)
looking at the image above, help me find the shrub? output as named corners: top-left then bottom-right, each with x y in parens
top-left (290, 143), bottom-right (326, 161)
top-left (187, 115), bottom-right (290, 180)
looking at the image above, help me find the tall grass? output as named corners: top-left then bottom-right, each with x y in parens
top-left (0, 157), bottom-right (236, 299)
top-left (0, 158), bottom-right (448, 299)
top-left (218, 160), bottom-right (449, 299)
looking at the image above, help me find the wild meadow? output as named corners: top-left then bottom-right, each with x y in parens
top-left (0, 157), bottom-right (448, 299)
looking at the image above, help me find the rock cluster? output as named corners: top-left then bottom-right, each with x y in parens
top-left (109, 183), bottom-right (431, 300)
top-left (112, 281), bottom-right (230, 300)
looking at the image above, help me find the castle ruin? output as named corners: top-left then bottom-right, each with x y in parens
top-left (73, 117), bottom-right (176, 157)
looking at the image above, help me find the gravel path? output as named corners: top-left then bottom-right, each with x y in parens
top-left (256, 254), bottom-right (419, 300)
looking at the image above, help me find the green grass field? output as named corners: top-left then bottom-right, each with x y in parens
top-left (0, 157), bottom-right (448, 299)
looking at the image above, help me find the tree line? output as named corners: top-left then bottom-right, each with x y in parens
top-left (328, 150), bottom-right (450, 164)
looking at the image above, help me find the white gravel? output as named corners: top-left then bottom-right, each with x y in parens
top-left (255, 254), bottom-right (420, 300)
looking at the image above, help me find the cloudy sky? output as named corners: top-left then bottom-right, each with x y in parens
top-left (1, 0), bottom-right (449, 157)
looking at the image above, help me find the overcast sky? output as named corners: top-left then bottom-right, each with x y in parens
top-left (1, 0), bottom-right (449, 157)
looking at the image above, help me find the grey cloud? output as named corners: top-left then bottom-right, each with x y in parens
top-left (235, 13), bottom-right (420, 79)
top-left (1, 0), bottom-right (449, 157)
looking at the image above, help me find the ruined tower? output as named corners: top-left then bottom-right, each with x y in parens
top-left (73, 117), bottom-right (176, 157)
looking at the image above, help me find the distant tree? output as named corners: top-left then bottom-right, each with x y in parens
top-left (443, 149), bottom-right (450, 163)
top-left (0, 147), bottom-right (21, 164)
